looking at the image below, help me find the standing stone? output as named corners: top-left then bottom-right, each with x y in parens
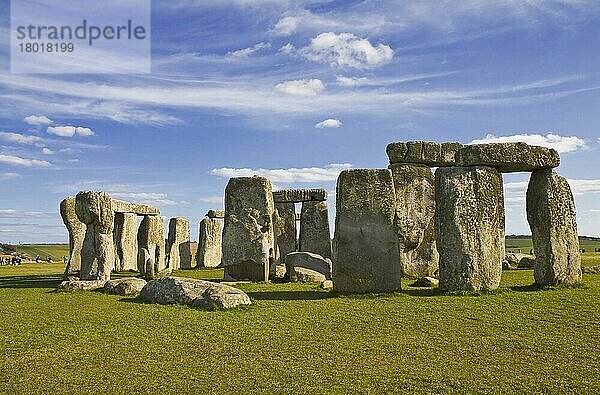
top-left (196, 217), bottom-right (222, 268)
top-left (274, 202), bottom-right (296, 264)
top-left (60, 196), bottom-right (86, 278)
top-left (137, 215), bottom-right (166, 276)
top-left (113, 212), bottom-right (138, 272)
top-left (75, 191), bottom-right (115, 282)
top-left (526, 169), bottom-right (581, 286)
top-left (299, 200), bottom-right (332, 259)
top-left (389, 163), bottom-right (438, 277)
top-left (333, 169), bottom-right (400, 292)
top-left (222, 176), bottom-right (276, 282)
top-left (167, 217), bottom-right (192, 270)
top-left (435, 167), bottom-right (505, 291)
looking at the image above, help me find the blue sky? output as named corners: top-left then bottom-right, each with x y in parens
top-left (1, 0), bottom-right (600, 243)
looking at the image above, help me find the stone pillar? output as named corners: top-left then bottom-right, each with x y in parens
top-left (389, 163), bottom-right (438, 277)
top-left (196, 216), bottom-right (222, 268)
top-left (75, 191), bottom-right (115, 282)
top-left (299, 200), bottom-right (332, 259)
top-left (435, 166), bottom-right (505, 291)
top-left (274, 202), bottom-right (296, 264)
top-left (60, 196), bottom-right (86, 278)
top-left (526, 169), bottom-right (581, 286)
top-left (137, 215), bottom-right (166, 276)
top-left (113, 212), bottom-right (138, 272)
top-left (222, 176), bottom-right (275, 282)
top-left (333, 169), bottom-right (400, 292)
top-left (167, 217), bottom-right (192, 270)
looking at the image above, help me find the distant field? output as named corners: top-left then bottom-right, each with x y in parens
top-left (505, 237), bottom-right (600, 252)
top-left (8, 244), bottom-right (69, 262)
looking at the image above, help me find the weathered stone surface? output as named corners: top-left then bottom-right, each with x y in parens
top-left (582, 266), bottom-right (600, 274)
top-left (290, 267), bottom-right (326, 283)
top-left (273, 189), bottom-right (328, 203)
top-left (387, 141), bottom-right (462, 167)
top-left (274, 202), bottom-right (297, 264)
top-left (137, 215), bottom-right (166, 277)
top-left (409, 277), bottom-right (439, 287)
top-left (389, 163), bottom-right (439, 277)
top-left (285, 251), bottom-right (332, 279)
top-left (75, 191), bottom-right (115, 282)
top-left (457, 143), bottom-right (560, 173)
top-left (167, 217), bottom-right (192, 270)
top-left (222, 176), bottom-right (275, 282)
top-left (60, 196), bottom-right (86, 278)
top-left (503, 253), bottom-right (535, 270)
top-left (196, 217), bottom-right (222, 268)
top-left (527, 169), bottom-right (581, 286)
top-left (320, 280), bottom-right (333, 290)
top-left (58, 279), bottom-right (106, 291)
top-left (207, 209), bottom-right (225, 219)
top-left (140, 277), bottom-right (251, 309)
top-left (299, 200), bottom-right (332, 259)
top-left (112, 199), bottom-right (160, 215)
top-left (114, 212), bottom-right (138, 272)
top-left (333, 169), bottom-right (400, 292)
top-left (103, 277), bottom-right (147, 295)
top-left (275, 265), bottom-right (287, 279)
top-left (435, 167), bottom-right (505, 291)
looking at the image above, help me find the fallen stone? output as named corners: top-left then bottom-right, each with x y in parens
top-left (275, 264), bottom-right (287, 279)
top-left (527, 169), bottom-right (581, 285)
top-left (60, 196), bottom-right (86, 278)
top-left (333, 169), bottom-right (400, 293)
top-left (290, 267), bottom-right (326, 283)
top-left (386, 141), bottom-right (462, 167)
top-left (457, 143), bottom-right (560, 173)
top-left (503, 253), bottom-right (536, 270)
top-left (320, 280), bottom-right (333, 290)
top-left (75, 191), bottom-right (115, 282)
top-left (409, 277), bottom-right (439, 287)
top-left (285, 251), bottom-right (332, 279)
top-left (222, 176), bottom-right (276, 282)
top-left (114, 212), bottom-right (138, 272)
top-left (58, 279), bottom-right (106, 291)
top-left (140, 277), bottom-right (251, 309)
top-left (103, 277), bottom-right (147, 295)
top-left (517, 257), bottom-right (536, 269)
top-left (273, 189), bottom-right (328, 203)
top-left (582, 266), bottom-right (600, 274)
top-left (167, 217), bottom-right (192, 270)
top-left (196, 217), bottom-right (222, 268)
top-left (435, 166), bottom-right (505, 291)
top-left (299, 200), bottom-right (332, 259)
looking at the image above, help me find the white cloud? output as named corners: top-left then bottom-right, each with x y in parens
top-left (210, 163), bottom-right (352, 183)
top-left (228, 42), bottom-right (271, 58)
top-left (110, 192), bottom-right (185, 206)
top-left (0, 172), bottom-right (19, 181)
top-left (280, 43), bottom-right (295, 54)
top-left (315, 118), bottom-right (342, 128)
top-left (275, 79), bottom-right (325, 96)
top-left (270, 16), bottom-right (299, 36)
top-left (41, 148), bottom-right (54, 155)
top-left (297, 32), bottom-right (394, 69)
top-left (336, 76), bottom-right (371, 87)
top-left (0, 209), bottom-right (54, 218)
top-left (23, 115), bottom-right (53, 126)
top-left (470, 133), bottom-right (587, 153)
top-left (0, 132), bottom-right (44, 145)
top-left (568, 179), bottom-right (600, 195)
top-left (0, 155), bottom-right (51, 168)
top-left (199, 196), bottom-right (224, 204)
top-left (47, 125), bottom-right (95, 137)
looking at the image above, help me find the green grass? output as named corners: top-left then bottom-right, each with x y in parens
top-left (0, 263), bottom-right (599, 394)
top-left (8, 243), bottom-right (69, 262)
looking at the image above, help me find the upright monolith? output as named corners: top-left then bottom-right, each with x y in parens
top-left (197, 216), bottom-right (222, 268)
top-left (137, 215), bottom-right (166, 276)
top-left (333, 169), bottom-right (400, 292)
top-left (222, 176), bottom-right (276, 282)
top-left (114, 212), bottom-right (138, 271)
top-left (435, 166), bottom-right (505, 291)
top-left (299, 200), bottom-right (332, 259)
top-left (526, 169), bottom-right (581, 286)
top-left (60, 196), bottom-right (86, 278)
top-left (167, 217), bottom-right (192, 270)
top-left (274, 202), bottom-right (297, 264)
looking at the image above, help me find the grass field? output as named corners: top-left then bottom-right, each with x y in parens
top-left (4, 244), bottom-right (70, 262)
top-left (0, 260), bottom-right (599, 394)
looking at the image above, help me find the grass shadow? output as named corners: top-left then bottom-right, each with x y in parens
top-left (246, 290), bottom-right (332, 301)
top-left (401, 287), bottom-right (442, 297)
top-left (0, 274), bottom-right (62, 289)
